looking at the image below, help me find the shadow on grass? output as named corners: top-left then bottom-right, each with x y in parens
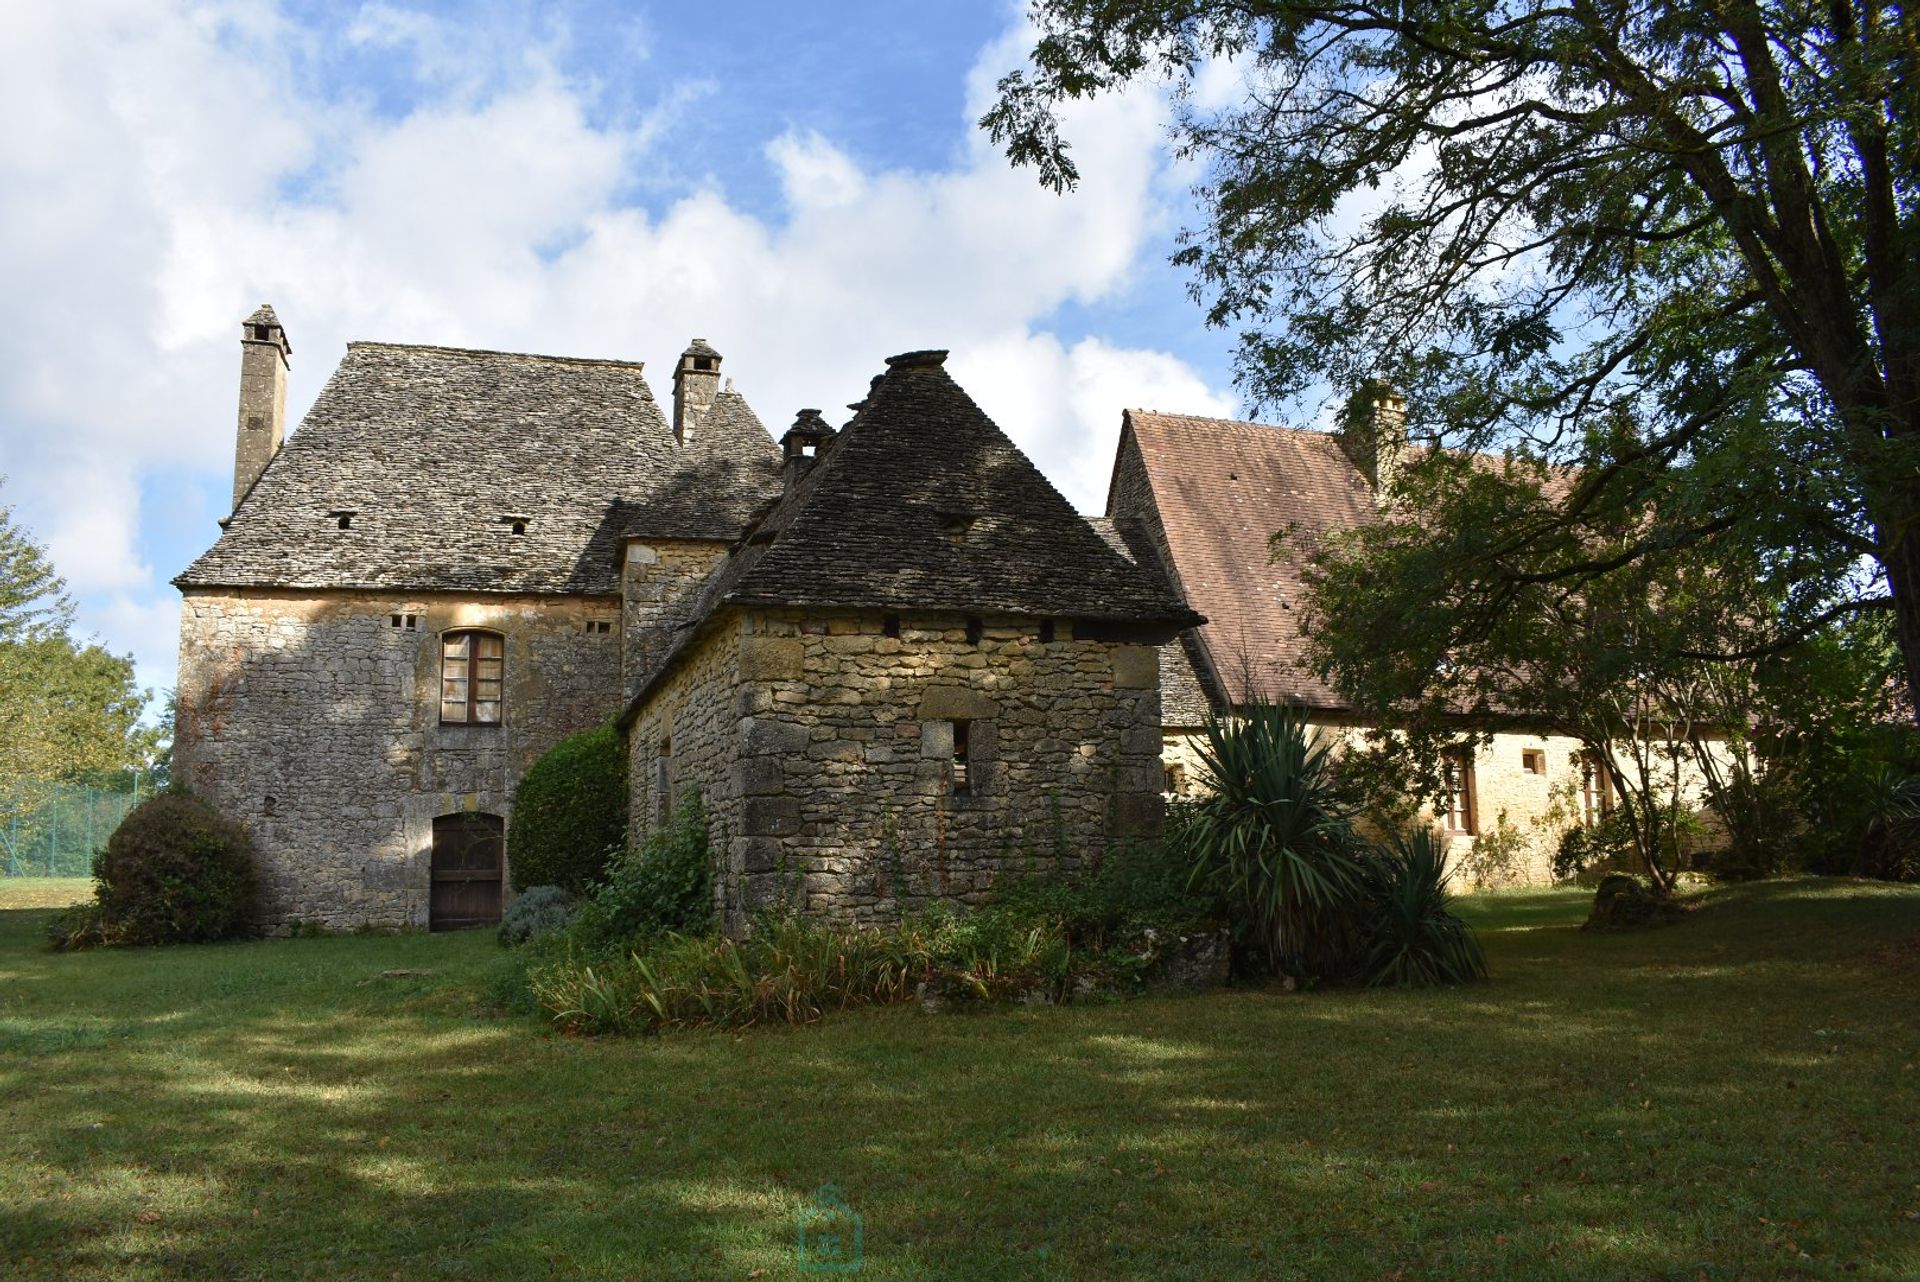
top-left (1, 882), bottom-right (1918, 1280)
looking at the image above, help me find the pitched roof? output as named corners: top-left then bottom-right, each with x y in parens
top-left (1088, 516), bottom-right (1217, 726)
top-left (624, 351), bottom-right (1201, 713)
top-left (176, 342), bottom-right (781, 595)
top-left (719, 352), bottom-right (1200, 621)
top-left (1113, 409), bottom-right (1378, 711)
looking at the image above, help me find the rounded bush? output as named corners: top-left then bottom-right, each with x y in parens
top-left (508, 723), bottom-right (628, 894)
top-left (91, 792), bottom-right (260, 945)
top-left (498, 885), bottom-right (577, 947)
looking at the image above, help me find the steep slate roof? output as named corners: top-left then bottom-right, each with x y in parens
top-left (1113, 410), bottom-right (1379, 712)
top-left (176, 342), bottom-right (781, 595)
top-left (625, 351), bottom-right (1201, 711)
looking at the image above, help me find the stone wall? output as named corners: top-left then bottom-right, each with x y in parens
top-left (175, 589), bottom-right (621, 929)
top-left (1163, 723), bottom-right (1737, 888)
top-left (620, 539), bottom-right (728, 699)
top-left (626, 607), bottom-right (1166, 928)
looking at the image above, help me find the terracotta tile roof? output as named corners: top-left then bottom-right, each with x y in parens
top-left (1113, 409), bottom-right (1379, 712)
top-left (175, 342), bottom-right (781, 595)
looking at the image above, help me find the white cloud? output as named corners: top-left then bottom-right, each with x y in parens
top-left (0, 2), bottom-right (1234, 700)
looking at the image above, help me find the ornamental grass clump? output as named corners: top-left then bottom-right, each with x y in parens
top-left (1184, 701), bottom-right (1487, 989)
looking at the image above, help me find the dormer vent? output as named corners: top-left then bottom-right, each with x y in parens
top-left (779, 409), bottom-right (836, 491)
top-left (501, 514), bottom-right (532, 536)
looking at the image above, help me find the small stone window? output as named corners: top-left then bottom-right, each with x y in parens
top-left (693, 356), bottom-right (713, 371)
top-left (582, 620), bottom-right (612, 635)
top-left (1522, 748), bottom-right (1546, 776)
top-left (1039, 619), bottom-right (1056, 644)
top-left (882, 613), bottom-right (901, 639)
top-left (655, 739), bottom-right (672, 822)
top-left (1580, 753), bottom-right (1617, 826)
top-left (950, 720), bottom-right (971, 794)
top-left (331, 510), bottom-right (356, 530)
top-left (501, 514), bottom-right (530, 536)
top-left (440, 630), bottom-right (504, 725)
top-left (389, 613), bottom-right (419, 631)
top-left (964, 616), bottom-right (983, 646)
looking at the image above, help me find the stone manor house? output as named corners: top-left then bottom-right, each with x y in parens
top-left (176, 307), bottom-right (1615, 932)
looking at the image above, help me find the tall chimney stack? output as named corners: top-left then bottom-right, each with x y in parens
top-left (1336, 380), bottom-right (1407, 503)
top-left (233, 303), bottom-right (291, 509)
top-left (672, 338), bottom-right (722, 446)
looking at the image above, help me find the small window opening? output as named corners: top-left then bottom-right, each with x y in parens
top-left (950, 720), bottom-right (971, 794)
top-left (1163, 764), bottom-right (1185, 796)
top-left (511, 520), bottom-right (526, 536)
top-left (583, 620), bottom-right (612, 635)
top-left (246, 414), bottom-right (265, 432)
top-left (251, 325), bottom-right (270, 340)
top-left (1039, 619), bottom-right (1056, 644)
top-left (940, 513), bottom-right (976, 544)
top-left (337, 514), bottom-right (352, 530)
top-left (1522, 748), bottom-right (1546, 776)
top-left (882, 613), bottom-right (901, 639)
top-left (263, 794), bottom-right (277, 816)
top-left (655, 739), bottom-right (673, 822)
top-left (389, 613), bottom-right (418, 631)
top-left (965, 616), bottom-right (983, 646)
top-left (693, 356), bottom-right (713, 371)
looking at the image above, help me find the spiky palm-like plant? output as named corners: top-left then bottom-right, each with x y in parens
top-left (1360, 828), bottom-right (1488, 987)
top-left (1186, 703), bottom-right (1370, 979)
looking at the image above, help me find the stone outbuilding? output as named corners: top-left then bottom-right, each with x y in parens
top-left (619, 349), bottom-right (1201, 928)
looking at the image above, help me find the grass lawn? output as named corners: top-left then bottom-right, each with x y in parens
top-left (0, 877), bottom-right (95, 910)
top-left (1, 880), bottom-right (1916, 1281)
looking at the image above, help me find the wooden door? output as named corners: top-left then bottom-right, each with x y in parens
top-left (430, 813), bottom-right (503, 931)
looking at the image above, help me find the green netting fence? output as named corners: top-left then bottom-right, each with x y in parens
top-left (1, 782), bottom-right (147, 878)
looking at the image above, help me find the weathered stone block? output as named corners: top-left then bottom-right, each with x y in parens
top-left (1111, 646), bottom-right (1159, 689)
top-left (733, 756), bottom-right (785, 796)
top-left (739, 636), bottom-right (805, 681)
top-left (918, 686), bottom-right (999, 720)
top-left (740, 717), bottom-right (809, 756)
top-left (744, 796), bottom-right (802, 837)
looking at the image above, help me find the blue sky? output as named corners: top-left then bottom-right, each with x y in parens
top-left (0, 1), bottom-right (1242, 710)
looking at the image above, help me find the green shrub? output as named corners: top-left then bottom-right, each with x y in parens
top-left (68, 792), bottom-right (260, 947)
top-left (1184, 703), bottom-right (1372, 980)
top-left (570, 788), bottom-right (713, 948)
top-left (1553, 810), bottom-right (1637, 884)
top-left (498, 885), bottom-right (577, 947)
top-left (507, 723), bottom-right (627, 894)
top-left (1357, 829), bottom-right (1488, 987)
top-left (45, 901), bottom-right (111, 952)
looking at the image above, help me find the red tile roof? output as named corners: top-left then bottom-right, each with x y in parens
top-left (1112, 410), bottom-right (1379, 712)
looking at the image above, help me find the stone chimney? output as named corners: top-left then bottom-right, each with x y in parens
top-left (1336, 380), bottom-right (1407, 502)
top-left (779, 409), bottom-right (835, 491)
top-left (672, 338), bottom-right (722, 446)
top-left (232, 304), bottom-right (291, 509)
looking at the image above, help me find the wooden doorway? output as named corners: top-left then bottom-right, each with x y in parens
top-left (430, 812), bottom-right (504, 931)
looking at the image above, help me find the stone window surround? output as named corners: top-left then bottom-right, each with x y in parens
top-left (1442, 748), bottom-right (1477, 835)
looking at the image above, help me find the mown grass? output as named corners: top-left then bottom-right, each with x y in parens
top-left (1, 878), bottom-right (1916, 1280)
top-left (0, 876), bottom-right (94, 909)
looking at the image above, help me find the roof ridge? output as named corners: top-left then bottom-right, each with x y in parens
top-left (346, 340), bottom-right (649, 371)
top-left (1128, 408), bottom-right (1329, 438)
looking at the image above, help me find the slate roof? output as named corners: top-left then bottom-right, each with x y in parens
top-left (1087, 516), bottom-right (1217, 726)
top-left (1112, 410), bottom-right (1379, 713)
top-left (176, 342), bottom-right (781, 595)
top-left (625, 351), bottom-right (1202, 712)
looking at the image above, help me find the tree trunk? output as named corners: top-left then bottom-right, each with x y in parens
top-left (1880, 522), bottom-right (1920, 723)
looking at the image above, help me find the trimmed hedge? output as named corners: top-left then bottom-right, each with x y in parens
top-left (62, 792), bottom-right (261, 948)
top-left (508, 723), bottom-right (628, 894)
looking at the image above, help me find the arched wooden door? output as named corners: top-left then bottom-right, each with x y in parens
top-left (430, 813), bottom-right (504, 931)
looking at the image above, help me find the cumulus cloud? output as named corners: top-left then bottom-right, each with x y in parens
top-left (0, 1), bottom-right (1235, 700)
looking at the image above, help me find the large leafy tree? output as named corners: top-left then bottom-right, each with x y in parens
top-left (0, 481), bottom-right (154, 813)
top-left (986, 1), bottom-right (1920, 707)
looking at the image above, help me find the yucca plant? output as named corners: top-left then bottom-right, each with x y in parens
top-left (1359, 828), bottom-right (1488, 988)
top-left (1185, 702), bottom-right (1371, 979)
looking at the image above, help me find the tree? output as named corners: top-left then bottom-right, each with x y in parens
top-left (986, 1), bottom-right (1920, 710)
top-left (0, 481), bottom-right (153, 815)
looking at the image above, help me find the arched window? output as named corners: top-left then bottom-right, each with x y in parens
top-left (440, 630), bottom-right (504, 724)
